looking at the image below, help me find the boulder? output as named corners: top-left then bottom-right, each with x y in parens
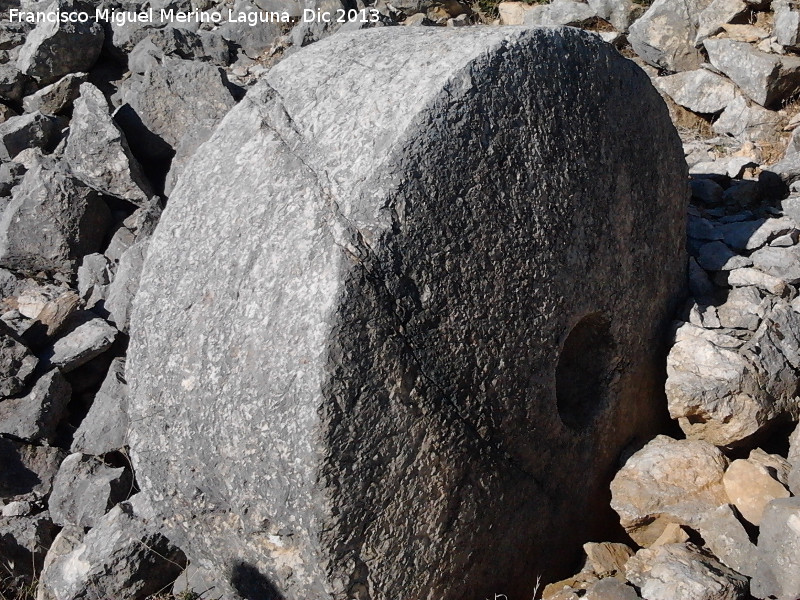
top-left (0, 321), bottom-right (38, 397)
top-left (48, 452), bottom-right (131, 528)
top-left (654, 70), bottom-right (737, 115)
top-left (627, 0), bottom-right (712, 71)
top-left (625, 543), bottom-right (748, 600)
top-left (0, 156), bottom-right (111, 276)
top-left (71, 357), bottom-right (129, 455)
top-left (751, 498), bottom-right (800, 600)
top-left (22, 72), bottom-right (85, 116)
top-left (37, 495), bottom-right (185, 600)
top-left (0, 111), bottom-right (60, 161)
top-left (64, 83), bottom-right (153, 204)
top-left (609, 435), bottom-right (729, 546)
top-left (704, 38), bottom-right (800, 108)
top-left (127, 27), bottom-right (687, 600)
top-left (15, 0), bottom-right (104, 85)
top-left (0, 369), bottom-right (71, 442)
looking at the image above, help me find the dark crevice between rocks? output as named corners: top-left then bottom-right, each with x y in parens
top-left (230, 562), bottom-right (285, 600)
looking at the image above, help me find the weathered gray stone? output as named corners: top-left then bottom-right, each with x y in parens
top-left (0, 321), bottom-right (37, 397)
top-left (749, 448), bottom-right (791, 487)
top-left (127, 27), bottom-right (686, 599)
top-left (725, 267), bottom-right (788, 296)
top-left (694, 504), bottom-right (758, 577)
top-left (129, 27), bottom-right (230, 73)
top-left (667, 302), bottom-right (800, 446)
top-left (77, 252), bottom-right (112, 308)
top-left (48, 452), bottom-right (131, 528)
top-left (118, 56), bottom-right (236, 156)
top-left (775, 0), bottom-right (800, 49)
top-left (0, 111), bottom-right (60, 161)
top-left (21, 289), bottom-right (81, 348)
top-left (44, 315), bottom-right (116, 372)
top-left (585, 578), bottom-right (641, 600)
top-left (0, 161), bottom-right (25, 198)
top-left (0, 156), bottom-right (111, 276)
top-left (751, 498), bottom-right (800, 600)
top-left (713, 96), bottom-right (783, 142)
top-left (0, 513), bottom-right (58, 584)
top-left (0, 437), bottom-right (64, 500)
top-left (695, 0), bottom-right (748, 42)
top-left (15, 0), bottom-right (104, 85)
top-left (716, 217), bottom-right (797, 251)
top-left (64, 83), bottom-right (152, 204)
top-left (105, 239), bottom-right (148, 333)
top-left (750, 244), bottom-right (800, 284)
top-left (610, 435), bottom-right (729, 546)
top-left (0, 65), bottom-right (30, 105)
top-left (164, 119), bottom-right (215, 195)
top-left (71, 357), bottom-right (128, 455)
top-left (696, 240), bottom-right (752, 271)
top-left (625, 543), bottom-right (748, 600)
top-left (715, 286), bottom-right (767, 331)
top-left (0, 369), bottom-right (70, 442)
top-left (37, 495), bottom-right (185, 600)
top-left (627, 0), bottom-right (712, 71)
top-left (586, 0), bottom-right (637, 31)
top-left (172, 563), bottom-right (225, 600)
top-left (704, 38), bottom-right (800, 108)
top-left (218, 0), bottom-right (282, 57)
top-left (22, 72), bottom-right (84, 115)
top-left (654, 70), bottom-right (737, 115)
top-left (522, 0), bottom-right (597, 26)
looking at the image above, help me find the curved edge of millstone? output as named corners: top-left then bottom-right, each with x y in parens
top-left (127, 25), bottom-right (687, 600)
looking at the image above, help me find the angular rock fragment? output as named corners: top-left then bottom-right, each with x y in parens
top-left (21, 290), bottom-right (81, 349)
top-left (695, 0), bottom-right (748, 42)
top-left (696, 240), bottom-right (751, 271)
top-left (0, 64), bottom-right (31, 104)
top-left (64, 83), bottom-right (152, 204)
top-left (0, 156), bottom-right (111, 276)
top-left (628, 0), bottom-right (712, 71)
top-left (751, 498), bottom-right (800, 600)
top-left (118, 56), bottom-right (236, 158)
top-left (625, 543), bottom-right (748, 600)
top-left (715, 286), bottom-right (767, 331)
top-left (583, 542), bottom-right (633, 579)
top-left (610, 435), bottom-right (728, 546)
top-left (522, 0), bottom-right (597, 26)
top-left (0, 438), bottom-right (64, 500)
top-left (105, 240), bottom-right (149, 333)
top-left (750, 245), bottom-right (800, 283)
top-left (15, 0), bottom-right (104, 85)
top-left (775, 0), bottom-right (800, 49)
top-left (788, 422), bottom-right (800, 495)
top-left (0, 369), bottom-right (70, 442)
top-left (48, 452), bottom-right (131, 528)
top-left (725, 267), bottom-right (787, 296)
top-left (0, 321), bottom-right (37, 397)
top-left (694, 504), bottom-right (757, 576)
top-left (667, 304), bottom-right (800, 446)
top-left (723, 458), bottom-right (790, 525)
top-left (37, 495), bottom-right (185, 600)
top-left (654, 70), bottom-right (737, 115)
top-left (704, 38), bottom-right (800, 108)
top-left (584, 578), bottom-right (641, 600)
top-left (127, 27), bottom-right (687, 599)
top-left (713, 95), bottom-right (783, 142)
top-left (0, 112), bottom-right (60, 161)
top-left (71, 357), bottom-right (128, 454)
top-left (0, 513), bottom-right (58, 583)
top-left (22, 72), bottom-right (85, 116)
top-left (44, 315), bottom-right (117, 372)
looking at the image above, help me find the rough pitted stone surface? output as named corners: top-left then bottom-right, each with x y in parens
top-left (751, 498), bottom-right (800, 600)
top-left (127, 27), bottom-right (686, 600)
top-left (64, 83), bottom-right (153, 204)
top-left (0, 369), bottom-right (70, 442)
top-left (15, 0), bottom-right (104, 85)
top-left (37, 495), bottom-right (185, 600)
top-left (0, 322), bottom-right (37, 397)
top-left (0, 437), bottom-right (64, 500)
top-left (0, 156), bottom-right (111, 276)
top-left (625, 543), bottom-right (748, 600)
top-left (71, 357), bottom-right (128, 455)
top-left (610, 435), bottom-right (729, 546)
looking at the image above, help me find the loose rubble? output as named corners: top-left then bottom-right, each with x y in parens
top-left (0, 0), bottom-right (800, 594)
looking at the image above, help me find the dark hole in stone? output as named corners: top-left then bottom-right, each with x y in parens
top-left (230, 562), bottom-right (284, 600)
top-left (556, 312), bottom-right (615, 430)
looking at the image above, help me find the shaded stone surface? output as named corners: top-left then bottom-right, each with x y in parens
top-left (127, 27), bottom-right (686, 600)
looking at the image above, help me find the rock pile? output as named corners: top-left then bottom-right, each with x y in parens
top-left (2, 0), bottom-right (800, 592)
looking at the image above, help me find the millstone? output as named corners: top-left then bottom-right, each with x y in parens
top-left (128, 26), bottom-right (686, 600)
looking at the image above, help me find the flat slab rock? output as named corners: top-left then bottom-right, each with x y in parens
top-left (127, 26), bottom-right (686, 600)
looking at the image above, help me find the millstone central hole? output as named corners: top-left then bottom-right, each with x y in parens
top-left (556, 313), bottom-right (615, 430)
